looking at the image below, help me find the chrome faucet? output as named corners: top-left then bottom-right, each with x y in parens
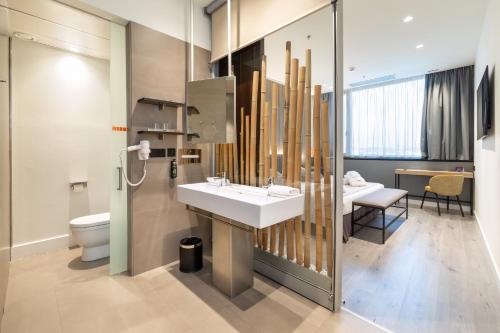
top-left (215, 171), bottom-right (228, 186)
top-left (262, 176), bottom-right (274, 188)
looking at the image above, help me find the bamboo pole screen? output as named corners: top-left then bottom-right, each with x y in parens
top-left (304, 49), bottom-right (312, 268)
top-left (215, 42), bottom-right (335, 277)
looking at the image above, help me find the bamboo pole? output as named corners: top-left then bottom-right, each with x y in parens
top-left (245, 116), bottom-right (250, 185)
top-left (215, 144), bottom-right (220, 174)
top-left (240, 107), bottom-right (245, 184)
top-left (304, 49), bottom-right (312, 268)
top-left (293, 66), bottom-right (306, 265)
top-left (262, 101), bottom-right (270, 251)
top-left (228, 144), bottom-right (234, 182)
top-left (223, 144), bottom-right (228, 175)
top-left (283, 41), bottom-right (291, 179)
top-left (279, 42), bottom-right (291, 258)
top-left (322, 101), bottom-right (333, 277)
top-left (246, 115), bottom-right (256, 245)
top-left (233, 142), bottom-right (239, 184)
top-left (270, 83), bottom-right (278, 254)
top-left (250, 71), bottom-right (259, 187)
top-left (286, 58), bottom-right (299, 260)
top-left (313, 85), bottom-right (323, 272)
top-left (259, 55), bottom-right (267, 186)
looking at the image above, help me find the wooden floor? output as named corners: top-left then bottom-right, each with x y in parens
top-left (2, 247), bottom-right (385, 333)
top-left (343, 202), bottom-right (500, 333)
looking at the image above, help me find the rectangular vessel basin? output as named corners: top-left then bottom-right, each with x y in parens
top-left (177, 183), bottom-right (304, 229)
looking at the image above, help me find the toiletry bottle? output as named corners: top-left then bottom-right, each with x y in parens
top-left (170, 159), bottom-right (177, 179)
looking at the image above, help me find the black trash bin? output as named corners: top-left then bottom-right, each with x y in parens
top-left (179, 237), bottom-right (203, 273)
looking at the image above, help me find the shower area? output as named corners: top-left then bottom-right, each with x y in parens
top-left (205, 0), bottom-right (343, 310)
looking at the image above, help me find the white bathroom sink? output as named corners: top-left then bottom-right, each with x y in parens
top-left (177, 183), bottom-right (304, 229)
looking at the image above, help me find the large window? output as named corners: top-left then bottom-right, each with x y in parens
top-left (344, 76), bottom-right (425, 159)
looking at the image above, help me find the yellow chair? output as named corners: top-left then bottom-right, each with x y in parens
top-left (420, 175), bottom-right (465, 217)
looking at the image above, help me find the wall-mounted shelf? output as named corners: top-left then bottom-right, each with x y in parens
top-left (138, 97), bottom-right (184, 110)
top-left (187, 106), bottom-right (200, 115)
top-left (138, 128), bottom-right (185, 140)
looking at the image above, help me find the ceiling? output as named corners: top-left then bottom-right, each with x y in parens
top-left (0, 0), bottom-right (110, 59)
top-left (344, 0), bottom-right (488, 86)
top-left (263, 0), bottom-right (488, 90)
top-left (264, 7), bottom-right (333, 91)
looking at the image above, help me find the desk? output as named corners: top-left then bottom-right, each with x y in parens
top-left (394, 169), bottom-right (474, 215)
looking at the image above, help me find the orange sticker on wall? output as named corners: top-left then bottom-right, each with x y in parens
top-left (112, 126), bottom-right (128, 132)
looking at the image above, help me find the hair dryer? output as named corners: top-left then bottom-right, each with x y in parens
top-left (119, 140), bottom-right (150, 187)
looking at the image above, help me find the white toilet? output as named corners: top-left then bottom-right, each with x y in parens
top-left (70, 212), bottom-right (110, 261)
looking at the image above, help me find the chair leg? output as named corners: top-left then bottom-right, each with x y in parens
top-left (435, 193), bottom-right (441, 216)
top-left (420, 191), bottom-right (428, 209)
top-left (446, 196), bottom-right (450, 211)
top-left (456, 196), bottom-right (464, 217)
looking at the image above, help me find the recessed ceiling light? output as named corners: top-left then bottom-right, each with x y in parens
top-left (416, 44), bottom-right (424, 49)
top-left (403, 16), bottom-right (414, 23)
top-left (13, 32), bottom-right (35, 41)
top-left (348, 66), bottom-right (356, 72)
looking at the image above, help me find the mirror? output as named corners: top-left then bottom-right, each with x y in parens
top-left (187, 76), bottom-right (236, 144)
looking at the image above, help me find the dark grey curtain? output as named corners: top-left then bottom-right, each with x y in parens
top-left (421, 66), bottom-right (474, 160)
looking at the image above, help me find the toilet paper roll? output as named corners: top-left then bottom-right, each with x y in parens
top-left (71, 183), bottom-right (85, 193)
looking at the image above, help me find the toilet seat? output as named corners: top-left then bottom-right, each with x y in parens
top-left (70, 212), bottom-right (110, 229)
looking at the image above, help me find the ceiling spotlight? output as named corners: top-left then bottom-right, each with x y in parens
top-left (416, 44), bottom-right (424, 49)
top-left (403, 16), bottom-right (414, 23)
top-left (348, 66), bottom-right (356, 72)
top-left (13, 32), bottom-right (35, 41)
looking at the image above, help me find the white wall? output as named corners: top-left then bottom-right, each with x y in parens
top-left (474, 0), bottom-right (500, 277)
top-left (77, 0), bottom-right (211, 50)
top-left (11, 39), bottom-right (110, 258)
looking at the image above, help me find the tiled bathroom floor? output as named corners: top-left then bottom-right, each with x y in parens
top-left (1, 248), bottom-right (385, 333)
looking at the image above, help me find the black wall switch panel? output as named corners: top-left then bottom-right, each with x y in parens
top-left (150, 149), bottom-right (166, 158)
top-left (167, 148), bottom-right (176, 157)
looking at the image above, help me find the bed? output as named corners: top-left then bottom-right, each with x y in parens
top-left (300, 177), bottom-right (384, 242)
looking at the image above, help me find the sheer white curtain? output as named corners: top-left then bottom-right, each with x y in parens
top-left (344, 76), bottom-right (425, 158)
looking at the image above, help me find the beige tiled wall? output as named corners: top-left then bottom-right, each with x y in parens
top-left (128, 22), bottom-right (212, 275)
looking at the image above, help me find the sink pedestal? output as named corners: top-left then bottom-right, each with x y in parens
top-left (212, 215), bottom-right (254, 297)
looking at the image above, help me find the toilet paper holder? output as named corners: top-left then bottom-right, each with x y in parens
top-left (70, 181), bottom-right (88, 191)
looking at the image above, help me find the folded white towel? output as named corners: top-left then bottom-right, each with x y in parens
top-left (206, 177), bottom-right (230, 186)
top-left (349, 176), bottom-right (367, 187)
top-left (345, 171), bottom-right (361, 179)
top-left (268, 185), bottom-right (300, 197)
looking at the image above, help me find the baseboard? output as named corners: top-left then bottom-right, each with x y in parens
top-left (474, 213), bottom-right (500, 285)
top-left (11, 234), bottom-right (71, 260)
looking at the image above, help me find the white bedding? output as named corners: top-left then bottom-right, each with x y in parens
top-left (300, 178), bottom-right (384, 221)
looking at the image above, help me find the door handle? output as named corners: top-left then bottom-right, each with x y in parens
top-left (117, 166), bottom-right (123, 191)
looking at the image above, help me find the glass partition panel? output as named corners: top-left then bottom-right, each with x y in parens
top-left (215, 3), bottom-right (339, 309)
top-left (109, 22), bottom-right (128, 275)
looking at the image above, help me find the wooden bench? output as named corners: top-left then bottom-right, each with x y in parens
top-left (351, 188), bottom-right (408, 244)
